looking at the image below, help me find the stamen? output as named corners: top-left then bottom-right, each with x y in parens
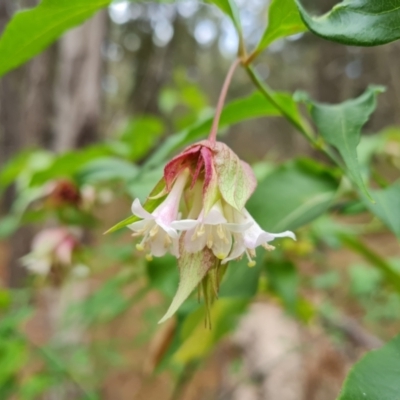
top-left (145, 254), bottom-right (153, 262)
top-left (262, 243), bottom-right (275, 251)
top-left (245, 249), bottom-right (256, 268)
top-left (149, 225), bottom-right (159, 237)
top-left (207, 235), bottom-right (213, 248)
top-left (217, 224), bottom-right (225, 239)
top-left (136, 243), bottom-right (145, 252)
top-left (217, 253), bottom-right (226, 260)
top-left (192, 224), bottom-right (206, 241)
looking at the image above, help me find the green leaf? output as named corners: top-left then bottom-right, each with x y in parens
top-left (246, 159), bottom-right (339, 232)
top-left (266, 260), bottom-right (299, 315)
top-left (105, 178), bottom-right (166, 234)
top-left (147, 255), bottom-right (179, 300)
top-left (29, 146), bottom-right (109, 186)
top-left (363, 183), bottom-right (400, 238)
top-left (256, 0), bottom-right (306, 52)
top-left (295, 0), bottom-right (400, 46)
top-left (220, 252), bottom-right (264, 298)
top-left (145, 91), bottom-right (291, 168)
top-left (205, 0), bottom-right (242, 38)
top-left (158, 248), bottom-right (217, 324)
top-left (0, 0), bottom-right (111, 77)
top-left (77, 157), bottom-right (139, 184)
top-left (338, 334), bottom-right (400, 400)
top-left (341, 235), bottom-right (400, 293)
top-left (171, 298), bottom-right (248, 364)
top-left (119, 116), bottom-right (164, 161)
top-left (301, 86), bottom-right (384, 200)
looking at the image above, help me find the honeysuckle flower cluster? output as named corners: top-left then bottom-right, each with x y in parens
top-left (120, 139), bottom-right (295, 322)
top-left (21, 227), bottom-right (81, 276)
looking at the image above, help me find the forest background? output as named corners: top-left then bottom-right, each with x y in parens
top-left (0, 0), bottom-right (400, 399)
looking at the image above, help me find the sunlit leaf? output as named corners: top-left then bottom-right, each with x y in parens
top-left (205, 0), bottom-right (242, 38)
top-left (299, 86), bottom-right (384, 200)
top-left (0, 0), bottom-right (111, 77)
top-left (338, 334), bottom-right (400, 400)
top-left (256, 0), bottom-right (306, 53)
top-left (295, 0), bottom-right (400, 46)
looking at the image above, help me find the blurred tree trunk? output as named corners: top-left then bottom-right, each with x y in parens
top-left (53, 11), bottom-right (107, 151)
top-left (0, 3), bottom-right (107, 288)
top-left (0, 0), bottom-right (56, 286)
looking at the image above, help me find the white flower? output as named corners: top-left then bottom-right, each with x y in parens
top-left (173, 200), bottom-right (252, 261)
top-left (223, 208), bottom-right (296, 267)
top-left (21, 228), bottom-right (78, 275)
top-left (129, 170), bottom-right (194, 259)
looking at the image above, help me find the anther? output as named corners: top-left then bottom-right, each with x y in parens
top-left (262, 244), bottom-right (275, 251)
top-left (136, 244), bottom-right (145, 252)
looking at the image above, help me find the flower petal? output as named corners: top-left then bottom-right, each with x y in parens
top-left (170, 219), bottom-right (199, 231)
top-left (149, 232), bottom-right (168, 257)
top-left (128, 220), bottom-right (149, 232)
top-left (269, 230), bottom-right (297, 241)
top-left (202, 204), bottom-right (227, 225)
top-left (222, 236), bottom-right (245, 264)
top-left (225, 220), bottom-right (253, 233)
top-left (131, 198), bottom-right (153, 219)
top-left (157, 222), bottom-right (179, 239)
top-left (211, 226), bottom-right (232, 260)
top-left (184, 228), bottom-right (207, 253)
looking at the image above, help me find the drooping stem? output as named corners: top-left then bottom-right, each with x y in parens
top-left (208, 58), bottom-right (242, 144)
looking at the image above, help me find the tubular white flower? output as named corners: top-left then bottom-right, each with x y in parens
top-left (223, 208), bottom-right (296, 267)
top-left (173, 200), bottom-right (252, 261)
top-left (129, 169), bottom-right (194, 259)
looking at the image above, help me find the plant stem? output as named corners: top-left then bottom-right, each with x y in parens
top-left (208, 58), bottom-right (242, 144)
top-left (245, 64), bottom-right (345, 170)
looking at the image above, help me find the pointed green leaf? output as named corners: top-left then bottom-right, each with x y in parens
top-left (338, 334), bottom-right (400, 400)
top-left (105, 178), bottom-right (166, 234)
top-left (158, 248), bottom-right (216, 324)
top-left (301, 86), bottom-right (384, 200)
top-left (0, 0), bottom-right (111, 77)
top-left (363, 183), bottom-right (400, 238)
top-left (205, 0), bottom-right (242, 37)
top-left (256, 0), bottom-right (306, 52)
top-left (295, 0), bottom-right (400, 46)
top-left (213, 142), bottom-right (257, 211)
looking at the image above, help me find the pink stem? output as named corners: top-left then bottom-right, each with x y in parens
top-left (208, 58), bottom-right (241, 144)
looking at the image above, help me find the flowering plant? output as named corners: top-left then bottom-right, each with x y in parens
top-left (109, 61), bottom-right (295, 322)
